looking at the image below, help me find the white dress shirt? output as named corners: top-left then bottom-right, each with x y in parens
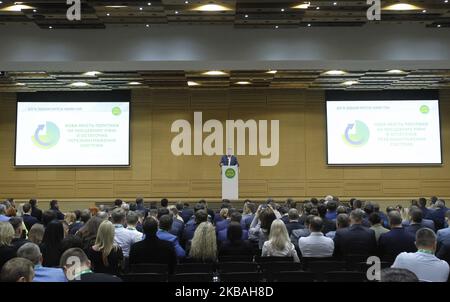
top-left (392, 251), bottom-right (449, 282)
top-left (298, 232), bottom-right (335, 257)
top-left (114, 224), bottom-right (142, 258)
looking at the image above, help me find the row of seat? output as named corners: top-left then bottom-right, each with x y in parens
top-left (119, 271), bottom-right (368, 282)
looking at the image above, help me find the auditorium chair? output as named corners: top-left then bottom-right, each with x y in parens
top-left (175, 262), bottom-right (215, 274)
top-left (169, 273), bottom-right (213, 282)
top-left (306, 261), bottom-right (346, 282)
top-left (273, 271), bottom-right (316, 282)
top-left (300, 257), bottom-right (336, 270)
top-left (255, 255), bottom-right (294, 263)
top-left (218, 262), bottom-right (259, 273)
top-left (120, 273), bottom-right (168, 282)
top-left (344, 255), bottom-right (372, 271)
top-left (130, 263), bottom-right (168, 274)
top-left (218, 255), bottom-right (255, 262)
top-left (219, 272), bottom-right (262, 282)
top-left (324, 271), bottom-right (367, 282)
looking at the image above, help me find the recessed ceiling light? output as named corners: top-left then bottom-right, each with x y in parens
top-left (185, 1), bottom-right (189, 4)
top-left (383, 3), bottom-right (422, 11)
top-left (236, 81), bottom-right (251, 85)
top-left (203, 70), bottom-right (227, 76)
top-left (16, 83), bottom-right (26, 86)
top-left (266, 70), bottom-right (278, 74)
top-left (106, 13), bottom-right (110, 16)
top-left (307, 23), bottom-right (311, 27)
top-left (245, 14), bottom-right (248, 18)
top-left (437, 24), bottom-right (442, 27)
top-left (128, 81), bottom-right (142, 85)
top-left (33, 9), bottom-right (37, 13)
top-left (281, 8), bottom-right (285, 12)
top-left (83, 71), bottom-right (102, 77)
top-left (105, 6), bottom-right (128, 8)
top-left (292, 3), bottom-right (310, 9)
top-left (175, 10), bottom-right (179, 14)
top-left (275, 25), bottom-right (279, 29)
top-left (187, 81), bottom-right (200, 86)
top-left (324, 70), bottom-right (346, 75)
top-left (342, 80), bottom-right (358, 86)
top-left (316, 6), bottom-right (320, 10)
top-left (146, 24), bottom-right (150, 27)
top-left (48, 26), bottom-right (53, 29)
top-left (0, 4), bottom-right (34, 11)
top-left (422, 9), bottom-right (427, 13)
top-left (148, 2), bottom-right (152, 5)
top-left (192, 4), bottom-right (232, 11)
top-left (70, 82), bottom-right (89, 87)
top-left (387, 69), bottom-right (405, 74)
top-left (333, 2), bottom-right (337, 5)
top-left (139, 7), bottom-right (143, 11)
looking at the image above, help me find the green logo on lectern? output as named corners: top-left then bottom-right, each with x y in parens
top-left (225, 168), bottom-right (236, 179)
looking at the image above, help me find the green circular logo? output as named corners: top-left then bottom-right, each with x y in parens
top-left (420, 105), bottom-right (429, 114)
top-left (225, 168), bottom-right (236, 179)
top-left (112, 107), bottom-right (122, 116)
top-left (342, 120), bottom-right (370, 147)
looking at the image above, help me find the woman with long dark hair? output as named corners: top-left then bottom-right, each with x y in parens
top-left (40, 220), bottom-right (64, 267)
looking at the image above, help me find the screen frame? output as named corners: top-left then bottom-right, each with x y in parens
top-left (325, 90), bottom-right (442, 167)
top-left (14, 91), bottom-right (131, 168)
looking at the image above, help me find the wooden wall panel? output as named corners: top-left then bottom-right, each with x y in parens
top-left (1, 89), bottom-right (450, 209)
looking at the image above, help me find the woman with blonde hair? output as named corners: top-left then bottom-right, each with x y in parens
top-left (261, 219), bottom-right (300, 262)
top-left (87, 220), bottom-right (123, 275)
top-left (64, 212), bottom-right (76, 227)
top-left (0, 222), bottom-right (16, 270)
top-left (189, 222), bottom-right (217, 263)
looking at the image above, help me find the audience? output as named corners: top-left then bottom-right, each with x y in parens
top-left (217, 212), bottom-right (248, 242)
top-left (0, 257), bottom-right (35, 282)
top-left (87, 220), bottom-right (123, 275)
top-left (326, 213), bottom-right (350, 239)
top-left (157, 215), bottom-right (185, 259)
top-left (437, 210), bottom-right (450, 247)
top-left (378, 211), bottom-right (416, 261)
top-left (392, 228), bottom-right (449, 282)
top-left (219, 222), bottom-right (255, 258)
top-left (129, 217), bottom-right (177, 274)
top-left (285, 209), bottom-right (303, 236)
top-left (29, 199), bottom-right (43, 222)
top-left (369, 212), bottom-right (389, 242)
top-left (40, 220), bottom-right (64, 267)
top-left (298, 216), bottom-right (334, 258)
top-left (380, 268), bottom-right (419, 282)
top-left (188, 222), bottom-right (217, 263)
top-left (28, 223), bottom-right (45, 245)
top-left (427, 200), bottom-right (448, 230)
top-left (0, 222), bottom-right (16, 270)
top-left (21, 204), bottom-right (38, 231)
top-left (333, 209), bottom-right (377, 258)
top-left (76, 216), bottom-right (103, 251)
top-left (17, 242), bottom-right (67, 282)
top-left (111, 208), bottom-right (140, 259)
top-left (49, 200), bottom-right (64, 221)
top-left (249, 205), bottom-right (277, 249)
top-left (9, 217), bottom-right (28, 249)
top-left (262, 219), bottom-right (300, 262)
top-left (182, 209), bottom-right (208, 245)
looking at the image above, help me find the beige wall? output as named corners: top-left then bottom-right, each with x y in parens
top-left (1, 89), bottom-right (449, 210)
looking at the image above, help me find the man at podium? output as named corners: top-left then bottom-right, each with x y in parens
top-left (219, 148), bottom-right (239, 167)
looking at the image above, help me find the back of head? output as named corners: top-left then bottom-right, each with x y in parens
top-left (80, 209), bottom-right (91, 223)
top-left (418, 197), bottom-right (427, 208)
top-left (159, 214), bottom-right (173, 231)
top-left (61, 235), bottom-right (83, 253)
top-left (136, 197), bottom-right (144, 205)
top-left (9, 217), bottom-right (23, 232)
top-left (190, 222), bottom-right (217, 262)
top-left (388, 210), bottom-right (402, 227)
top-left (380, 268), bottom-right (419, 282)
top-left (327, 200), bottom-right (337, 211)
top-left (310, 216), bottom-right (323, 232)
top-left (317, 203), bottom-right (327, 218)
top-left (60, 248), bottom-right (90, 280)
top-left (288, 208), bottom-right (299, 221)
top-left (336, 205), bottom-right (348, 214)
top-left (17, 242), bottom-right (42, 265)
top-left (0, 204), bottom-right (5, 215)
top-left (22, 203), bottom-right (31, 214)
top-left (194, 209), bottom-right (208, 225)
top-left (160, 198), bottom-right (169, 208)
top-left (436, 199), bottom-right (445, 209)
top-left (157, 207), bottom-right (170, 220)
top-left (111, 208), bottom-right (126, 224)
top-left (28, 223), bottom-right (45, 245)
top-left (142, 216), bottom-right (159, 237)
top-left (415, 228), bottom-right (436, 249)
top-left (42, 220), bottom-right (64, 247)
top-left (42, 210), bottom-right (57, 227)
top-left (227, 222), bottom-right (243, 242)
top-left (194, 203), bottom-right (205, 213)
top-left (431, 196), bottom-right (438, 204)
top-left (269, 219), bottom-right (290, 250)
top-left (368, 212), bottom-right (382, 226)
top-left (176, 202), bottom-right (184, 211)
top-left (410, 208), bottom-right (423, 223)
top-left (336, 213), bottom-right (350, 228)
top-left (304, 214), bottom-right (315, 227)
top-left (0, 258), bottom-right (34, 282)
top-left (49, 199), bottom-right (58, 209)
top-left (350, 209), bottom-right (365, 224)
top-left (219, 208), bottom-right (229, 219)
top-left (353, 199), bottom-right (363, 209)
top-left (126, 211), bottom-right (139, 226)
top-left (114, 199), bottom-right (123, 207)
top-left (230, 211), bottom-right (242, 223)
top-left (0, 221), bottom-right (15, 246)
top-left (363, 203), bottom-right (374, 215)
top-left (260, 208), bottom-right (276, 232)
top-left (29, 199), bottom-right (37, 207)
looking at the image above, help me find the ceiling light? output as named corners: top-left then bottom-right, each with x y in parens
top-left (266, 70), bottom-right (278, 74)
top-left (106, 13), bottom-right (110, 16)
top-left (387, 69), bottom-right (405, 74)
top-left (192, 4), bottom-right (232, 11)
top-left (323, 70), bottom-right (346, 75)
top-left (70, 82), bottom-right (89, 87)
top-left (275, 25), bottom-right (279, 29)
top-left (437, 24), bottom-right (442, 27)
top-left (342, 80), bottom-right (358, 86)
top-left (236, 81), bottom-right (251, 85)
top-left (185, 1), bottom-right (189, 4)
top-left (292, 3), bottom-right (310, 9)
top-left (16, 83), bottom-right (26, 86)
top-left (187, 81), bottom-right (200, 86)
top-left (83, 71), bottom-right (102, 77)
top-left (422, 9), bottom-right (427, 13)
top-left (307, 23), bottom-right (311, 27)
top-left (105, 6), bottom-right (128, 8)
top-left (48, 26), bottom-right (53, 29)
top-left (148, 2), bottom-right (152, 5)
top-left (128, 82), bottom-right (142, 85)
top-left (383, 3), bottom-right (422, 11)
top-left (0, 4), bottom-right (34, 11)
top-left (281, 8), bottom-right (285, 12)
top-left (175, 10), bottom-right (179, 14)
top-left (245, 14), bottom-right (248, 18)
top-left (139, 7), bottom-right (143, 11)
top-left (146, 24), bottom-right (150, 27)
top-left (203, 70), bottom-right (227, 76)
top-left (333, 2), bottom-right (337, 5)
top-left (316, 6), bottom-right (320, 10)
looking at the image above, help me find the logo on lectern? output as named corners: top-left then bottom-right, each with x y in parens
top-left (225, 168), bottom-right (236, 179)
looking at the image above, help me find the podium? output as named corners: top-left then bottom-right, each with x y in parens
top-left (222, 165), bottom-right (238, 200)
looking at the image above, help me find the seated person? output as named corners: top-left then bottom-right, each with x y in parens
top-left (219, 222), bottom-right (255, 258)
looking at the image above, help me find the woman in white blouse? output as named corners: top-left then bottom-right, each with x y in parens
top-left (261, 219), bottom-right (300, 262)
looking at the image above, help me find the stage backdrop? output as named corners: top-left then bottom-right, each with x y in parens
top-left (1, 89), bottom-right (450, 205)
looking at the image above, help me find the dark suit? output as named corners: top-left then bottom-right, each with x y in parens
top-left (378, 227), bottom-right (416, 261)
top-left (180, 208), bottom-right (194, 223)
top-left (182, 222), bottom-right (198, 246)
top-left (220, 155), bottom-right (239, 166)
top-left (169, 219), bottom-right (184, 239)
top-left (333, 224), bottom-right (377, 258)
top-left (217, 228), bottom-right (248, 242)
top-left (69, 222), bottom-right (84, 235)
top-left (219, 240), bottom-right (255, 257)
top-left (31, 206), bottom-right (42, 222)
top-left (215, 219), bottom-right (230, 233)
top-left (22, 214), bottom-right (38, 231)
top-left (285, 221), bottom-right (304, 236)
top-left (405, 223), bottom-right (423, 236)
top-left (50, 208), bottom-right (65, 220)
top-left (129, 236), bottom-right (177, 274)
top-left (437, 243), bottom-right (450, 265)
top-left (322, 218), bottom-right (337, 234)
top-left (426, 207), bottom-right (448, 230)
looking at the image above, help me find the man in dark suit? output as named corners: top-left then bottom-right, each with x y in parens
top-left (219, 148), bottom-right (239, 167)
top-left (49, 200), bottom-right (64, 220)
top-left (405, 208), bottom-right (426, 236)
top-left (333, 209), bottom-right (377, 258)
top-left (182, 209), bottom-right (208, 248)
top-left (29, 199), bottom-right (42, 222)
top-left (60, 248), bottom-right (122, 282)
top-left (180, 203), bottom-right (194, 223)
top-left (129, 216), bottom-right (177, 274)
top-left (22, 204), bottom-right (38, 231)
top-left (426, 200), bottom-right (448, 230)
top-left (285, 208), bottom-right (304, 236)
top-left (378, 211), bottom-right (416, 262)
